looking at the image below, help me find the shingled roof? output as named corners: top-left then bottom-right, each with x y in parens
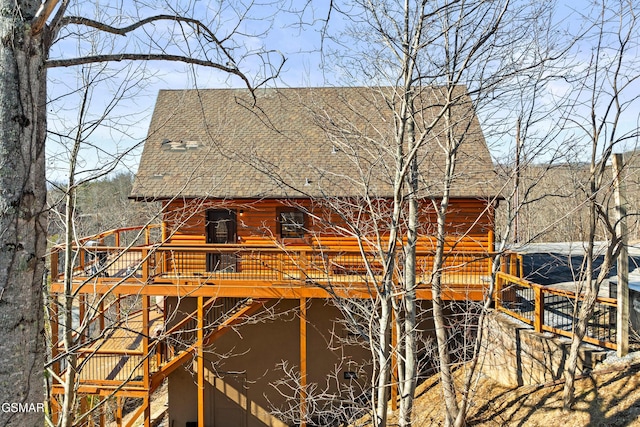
top-left (131, 86), bottom-right (498, 200)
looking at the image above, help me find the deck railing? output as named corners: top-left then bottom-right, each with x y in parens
top-left (75, 349), bottom-right (146, 385)
top-left (49, 225), bottom-right (495, 289)
top-left (159, 296), bottom-right (248, 363)
top-left (49, 292), bottom-right (149, 375)
top-left (495, 271), bottom-right (618, 350)
top-left (49, 224), bottom-right (162, 281)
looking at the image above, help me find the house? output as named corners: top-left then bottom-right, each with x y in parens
top-left (48, 86), bottom-right (501, 427)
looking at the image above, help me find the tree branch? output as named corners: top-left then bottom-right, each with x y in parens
top-left (31, 0), bottom-right (60, 35)
top-left (46, 53), bottom-right (252, 86)
top-left (59, 14), bottom-right (221, 43)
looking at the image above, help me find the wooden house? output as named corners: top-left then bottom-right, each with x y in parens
top-left (48, 86), bottom-right (500, 427)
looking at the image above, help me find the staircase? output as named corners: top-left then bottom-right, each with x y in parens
top-left (50, 297), bottom-right (266, 427)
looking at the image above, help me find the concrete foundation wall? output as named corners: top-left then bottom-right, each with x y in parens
top-left (479, 311), bottom-right (600, 387)
top-left (167, 298), bottom-right (373, 427)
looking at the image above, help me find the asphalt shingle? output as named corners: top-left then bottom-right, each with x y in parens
top-left (131, 86), bottom-right (498, 200)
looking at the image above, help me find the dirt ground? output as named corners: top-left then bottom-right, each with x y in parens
top-left (122, 358), bottom-right (640, 427)
top-left (407, 358), bottom-right (640, 426)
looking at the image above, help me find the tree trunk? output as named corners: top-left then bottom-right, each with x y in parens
top-left (374, 296), bottom-right (391, 427)
top-left (397, 111), bottom-right (418, 427)
top-left (398, 184), bottom-right (417, 427)
top-left (0, 2), bottom-right (48, 425)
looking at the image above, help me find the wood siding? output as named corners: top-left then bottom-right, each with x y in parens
top-left (160, 198), bottom-right (494, 276)
top-left (163, 198), bottom-right (493, 248)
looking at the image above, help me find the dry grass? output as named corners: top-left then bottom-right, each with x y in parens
top-left (405, 360), bottom-right (640, 426)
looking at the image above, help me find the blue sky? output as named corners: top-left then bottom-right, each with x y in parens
top-left (45, 0), bottom-right (640, 183)
top-left (45, 0), bottom-right (335, 182)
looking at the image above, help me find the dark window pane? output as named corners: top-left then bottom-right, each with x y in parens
top-left (279, 211), bottom-right (305, 238)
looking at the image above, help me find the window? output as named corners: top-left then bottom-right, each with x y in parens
top-left (278, 209), bottom-right (305, 238)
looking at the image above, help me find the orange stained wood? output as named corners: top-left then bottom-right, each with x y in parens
top-left (50, 239), bottom-right (494, 301)
top-left (51, 279), bottom-right (488, 301)
top-left (163, 197), bottom-right (494, 247)
top-left (50, 297), bottom-right (269, 424)
top-left (52, 309), bottom-right (163, 393)
top-left (300, 297), bottom-right (308, 427)
top-left (197, 296), bottom-right (205, 426)
top-left (148, 298), bottom-right (267, 392)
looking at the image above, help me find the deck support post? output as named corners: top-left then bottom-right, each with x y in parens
top-left (50, 394), bottom-right (60, 425)
top-left (79, 396), bottom-right (89, 425)
top-left (300, 297), bottom-right (307, 427)
top-left (143, 295), bottom-right (151, 427)
top-left (116, 396), bottom-right (122, 427)
top-left (143, 295), bottom-right (150, 388)
top-left (143, 396), bottom-right (151, 427)
top-left (98, 396), bottom-right (106, 427)
top-left (197, 296), bottom-right (205, 426)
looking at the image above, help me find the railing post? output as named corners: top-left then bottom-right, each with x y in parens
top-left (50, 294), bottom-right (59, 376)
top-left (143, 295), bottom-right (150, 392)
top-left (99, 299), bottom-right (105, 333)
top-left (494, 274), bottom-right (502, 309)
top-left (534, 286), bottom-right (543, 332)
top-left (50, 248), bottom-right (59, 282)
top-left (79, 247), bottom-right (86, 271)
top-left (300, 250), bottom-right (308, 282)
top-left (142, 249), bottom-right (149, 284)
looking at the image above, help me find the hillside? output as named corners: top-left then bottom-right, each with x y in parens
top-left (409, 355), bottom-right (640, 426)
top-left (119, 355), bottom-right (640, 426)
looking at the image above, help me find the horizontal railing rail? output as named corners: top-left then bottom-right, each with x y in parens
top-left (51, 244), bottom-right (495, 290)
top-left (48, 224), bottom-right (500, 292)
top-left (76, 352), bottom-right (146, 385)
top-left (495, 271), bottom-right (617, 350)
top-left (48, 224), bottom-right (163, 281)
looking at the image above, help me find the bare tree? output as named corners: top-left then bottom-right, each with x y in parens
top-left (0, 0), bottom-right (284, 424)
top-left (210, 2), bottom-right (561, 426)
top-left (46, 61), bottom-right (158, 426)
top-left (559, 0), bottom-right (640, 409)
top-left (315, 1), bottom-right (559, 426)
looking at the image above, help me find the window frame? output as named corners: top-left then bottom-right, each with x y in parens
top-left (277, 208), bottom-right (306, 238)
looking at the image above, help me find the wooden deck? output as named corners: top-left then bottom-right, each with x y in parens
top-left (50, 296), bottom-right (267, 425)
top-left (52, 308), bottom-right (163, 397)
top-left (48, 225), bottom-right (495, 301)
top-left (47, 225), bottom-right (497, 426)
